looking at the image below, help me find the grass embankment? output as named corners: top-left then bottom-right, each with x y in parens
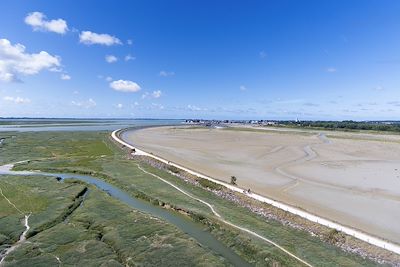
top-left (0, 131), bottom-right (386, 266)
top-left (0, 176), bottom-right (227, 267)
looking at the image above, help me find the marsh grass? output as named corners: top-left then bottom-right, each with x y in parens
top-left (0, 176), bottom-right (227, 267)
top-left (0, 130), bottom-right (384, 266)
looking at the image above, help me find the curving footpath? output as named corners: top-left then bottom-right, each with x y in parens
top-left (136, 163), bottom-right (313, 266)
top-left (0, 185), bottom-right (31, 265)
top-left (112, 129), bottom-right (400, 256)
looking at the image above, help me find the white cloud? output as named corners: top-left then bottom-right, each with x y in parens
top-left (151, 90), bottom-right (162, 98)
top-left (259, 51), bottom-right (267, 58)
top-left (79, 31), bottom-right (122, 46)
top-left (124, 54), bottom-right (135, 61)
top-left (49, 67), bottom-right (62, 72)
top-left (326, 67), bottom-right (337, 73)
top-left (105, 55), bottom-right (118, 63)
top-left (239, 85), bottom-right (247, 91)
top-left (159, 70), bottom-right (175, 77)
top-left (187, 104), bottom-right (203, 111)
top-left (3, 96), bottom-right (31, 104)
top-left (142, 90), bottom-right (162, 99)
top-left (60, 73), bottom-right (71, 80)
top-left (73, 100), bottom-right (83, 107)
top-left (0, 38), bottom-right (61, 82)
top-left (116, 103), bottom-right (123, 109)
top-left (71, 98), bottom-right (96, 108)
top-left (87, 98), bottom-right (97, 107)
top-left (127, 39), bottom-right (133, 45)
top-left (110, 80), bottom-right (141, 92)
top-left (25, 12), bottom-right (68, 34)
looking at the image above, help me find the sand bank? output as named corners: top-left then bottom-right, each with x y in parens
top-left (122, 126), bottom-right (400, 244)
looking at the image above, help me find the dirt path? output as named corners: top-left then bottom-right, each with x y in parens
top-left (136, 163), bottom-right (313, 267)
top-left (0, 185), bottom-right (31, 265)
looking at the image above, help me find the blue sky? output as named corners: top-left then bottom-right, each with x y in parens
top-left (0, 0), bottom-right (400, 120)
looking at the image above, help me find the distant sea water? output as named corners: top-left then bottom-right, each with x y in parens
top-left (0, 118), bottom-right (183, 132)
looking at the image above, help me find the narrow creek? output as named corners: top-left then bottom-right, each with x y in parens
top-left (0, 165), bottom-right (251, 267)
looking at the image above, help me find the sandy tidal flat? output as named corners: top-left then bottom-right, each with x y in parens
top-left (123, 126), bottom-right (400, 244)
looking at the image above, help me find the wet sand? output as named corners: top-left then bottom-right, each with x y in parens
top-left (123, 126), bottom-right (400, 244)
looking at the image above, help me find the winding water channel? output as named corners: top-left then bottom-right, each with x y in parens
top-left (0, 165), bottom-right (251, 267)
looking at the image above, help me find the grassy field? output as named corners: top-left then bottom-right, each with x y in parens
top-left (0, 131), bottom-right (385, 266)
top-left (0, 175), bottom-right (229, 266)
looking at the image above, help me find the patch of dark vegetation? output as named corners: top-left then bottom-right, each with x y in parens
top-left (230, 175), bottom-right (237, 185)
top-left (325, 229), bottom-right (346, 245)
top-left (280, 120), bottom-right (400, 133)
top-left (197, 178), bottom-right (223, 191)
top-left (167, 165), bottom-right (181, 174)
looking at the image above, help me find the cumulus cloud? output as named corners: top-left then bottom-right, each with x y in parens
top-left (25, 12), bottom-right (68, 34)
top-left (159, 70), bottom-right (174, 77)
top-left (110, 80), bottom-right (141, 92)
top-left (326, 67), bottom-right (337, 73)
top-left (0, 38), bottom-right (61, 82)
top-left (151, 90), bottom-right (162, 98)
top-left (3, 96), bottom-right (31, 104)
top-left (79, 31), bottom-right (122, 46)
top-left (71, 98), bottom-right (96, 108)
top-left (124, 54), bottom-right (135, 61)
top-left (105, 55), bottom-right (118, 63)
top-left (60, 73), bottom-right (71, 80)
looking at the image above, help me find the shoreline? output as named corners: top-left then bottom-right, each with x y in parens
top-left (112, 128), bottom-right (400, 256)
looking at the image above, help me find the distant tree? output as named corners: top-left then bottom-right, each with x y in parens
top-left (230, 176), bottom-right (237, 185)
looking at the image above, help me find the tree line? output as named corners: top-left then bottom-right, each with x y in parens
top-left (279, 120), bottom-right (400, 132)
